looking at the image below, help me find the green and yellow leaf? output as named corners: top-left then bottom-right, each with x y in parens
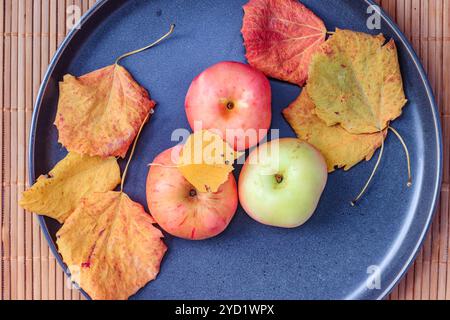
top-left (307, 29), bottom-right (407, 134)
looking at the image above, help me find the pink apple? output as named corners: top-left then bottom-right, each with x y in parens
top-left (239, 138), bottom-right (328, 228)
top-left (146, 146), bottom-right (238, 240)
top-left (185, 61), bottom-right (272, 151)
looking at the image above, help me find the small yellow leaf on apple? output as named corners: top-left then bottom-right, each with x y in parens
top-left (178, 130), bottom-right (242, 193)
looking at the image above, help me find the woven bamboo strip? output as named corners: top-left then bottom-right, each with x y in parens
top-left (24, 0), bottom-right (33, 301)
top-left (0, 0), bottom-right (5, 299)
top-left (9, 0), bottom-right (19, 300)
top-left (411, 0), bottom-right (421, 52)
top-left (398, 270), bottom-right (407, 299)
top-left (57, 0), bottom-right (66, 46)
top-left (428, 1), bottom-right (437, 106)
top-left (404, 268), bottom-right (414, 300)
top-left (428, 0), bottom-right (440, 301)
top-left (422, 233), bottom-right (433, 299)
top-left (50, 0), bottom-right (57, 56)
top-left (397, 0), bottom-right (406, 34)
top-left (2, 0), bottom-right (11, 301)
top-left (90, 0), bottom-right (96, 9)
top-left (31, 0), bottom-right (42, 301)
top-left (40, 0), bottom-right (50, 301)
top-left (439, 187), bottom-right (449, 299)
top-left (441, 184), bottom-right (450, 300)
top-left (82, 0), bottom-right (89, 13)
top-left (443, 0), bottom-right (450, 184)
top-left (383, 0), bottom-right (397, 18)
top-left (404, 0), bottom-right (412, 42)
top-left (444, 0), bottom-right (450, 302)
top-left (420, 0), bottom-right (430, 71)
top-left (435, 0), bottom-right (444, 115)
top-left (0, 0), bottom-right (4, 300)
top-left (434, 0), bottom-right (447, 301)
top-left (430, 210), bottom-right (440, 300)
top-left (16, 0), bottom-right (26, 300)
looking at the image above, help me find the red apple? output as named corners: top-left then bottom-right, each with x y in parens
top-left (185, 61), bottom-right (272, 151)
top-left (146, 146), bottom-right (238, 240)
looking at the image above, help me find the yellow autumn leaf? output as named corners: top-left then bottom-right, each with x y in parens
top-left (19, 152), bottom-right (121, 223)
top-left (57, 191), bottom-right (167, 300)
top-left (178, 130), bottom-right (241, 193)
top-left (283, 90), bottom-right (386, 172)
top-left (307, 29), bottom-right (407, 134)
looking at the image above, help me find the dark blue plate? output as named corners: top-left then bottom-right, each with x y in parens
top-left (30, 0), bottom-right (442, 300)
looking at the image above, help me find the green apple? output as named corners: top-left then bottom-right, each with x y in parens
top-left (239, 138), bottom-right (328, 228)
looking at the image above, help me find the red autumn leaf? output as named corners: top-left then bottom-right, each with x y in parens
top-left (241, 0), bottom-right (326, 86)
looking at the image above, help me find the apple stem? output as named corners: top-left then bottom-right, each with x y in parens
top-left (115, 24), bottom-right (175, 66)
top-left (351, 133), bottom-right (385, 206)
top-left (388, 126), bottom-right (412, 187)
top-left (120, 113), bottom-right (151, 193)
top-left (275, 174), bottom-right (283, 184)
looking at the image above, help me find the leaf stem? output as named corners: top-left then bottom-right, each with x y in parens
top-left (148, 163), bottom-right (181, 168)
top-left (388, 126), bottom-right (412, 187)
top-left (351, 133), bottom-right (385, 206)
top-left (115, 24), bottom-right (176, 65)
top-left (120, 113), bottom-right (150, 193)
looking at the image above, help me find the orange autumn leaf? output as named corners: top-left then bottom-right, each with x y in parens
top-left (283, 90), bottom-right (386, 172)
top-left (57, 191), bottom-right (167, 300)
top-left (242, 0), bottom-right (326, 86)
top-left (55, 64), bottom-right (156, 158)
top-left (178, 130), bottom-right (241, 193)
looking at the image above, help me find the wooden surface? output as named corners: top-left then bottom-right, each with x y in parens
top-left (0, 0), bottom-right (449, 300)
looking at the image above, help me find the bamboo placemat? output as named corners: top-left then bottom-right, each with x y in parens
top-left (0, 0), bottom-right (448, 300)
